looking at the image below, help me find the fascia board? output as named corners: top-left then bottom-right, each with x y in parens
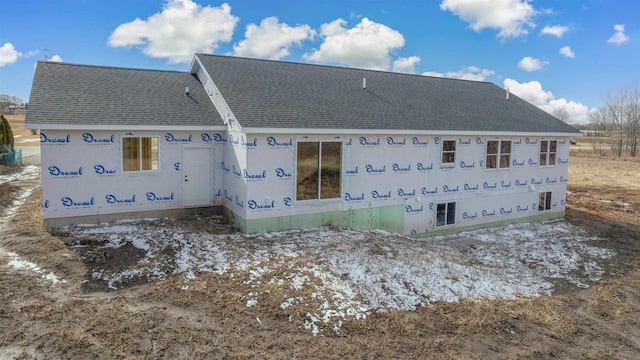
top-left (27, 124), bottom-right (227, 131)
top-left (193, 55), bottom-right (243, 132)
top-left (241, 127), bottom-right (580, 137)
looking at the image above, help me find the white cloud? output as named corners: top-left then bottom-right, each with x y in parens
top-left (108, 0), bottom-right (239, 64)
top-left (559, 46), bottom-right (575, 58)
top-left (0, 43), bottom-right (21, 66)
top-left (22, 50), bottom-right (39, 58)
top-left (392, 56), bottom-right (421, 74)
top-left (607, 24), bottom-right (629, 45)
top-left (422, 66), bottom-right (495, 81)
top-left (439, 0), bottom-right (536, 39)
top-left (540, 25), bottom-right (569, 38)
top-left (503, 78), bottom-right (552, 106)
top-left (232, 17), bottom-right (315, 60)
top-left (540, 98), bottom-right (590, 123)
top-left (49, 55), bottom-right (63, 62)
top-left (504, 78), bottom-right (590, 123)
top-left (303, 18), bottom-right (406, 71)
top-left (517, 56), bottom-right (548, 71)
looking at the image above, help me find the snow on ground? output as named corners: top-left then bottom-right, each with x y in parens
top-left (66, 218), bottom-right (615, 335)
top-left (0, 165), bottom-right (39, 186)
top-left (1, 251), bottom-right (67, 285)
top-left (1, 165), bottom-right (68, 287)
top-left (0, 165), bottom-right (39, 225)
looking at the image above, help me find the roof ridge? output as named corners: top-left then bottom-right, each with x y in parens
top-left (35, 60), bottom-right (188, 74)
top-left (195, 53), bottom-right (492, 84)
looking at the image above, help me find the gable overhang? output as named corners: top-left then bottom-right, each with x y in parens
top-left (190, 54), bottom-right (242, 131)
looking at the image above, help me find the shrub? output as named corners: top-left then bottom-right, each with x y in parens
top-left (0, 114), bottom-right (15, 152)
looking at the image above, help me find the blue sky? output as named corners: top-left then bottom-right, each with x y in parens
top-left (1, 0), bottom-right (638, 124)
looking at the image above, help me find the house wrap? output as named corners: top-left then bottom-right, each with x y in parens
top-left (26, 54), bottom-right (580, 235)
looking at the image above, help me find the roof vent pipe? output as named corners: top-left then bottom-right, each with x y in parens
top-left (363, 78), bottom-right (367, 91)
top-left (185, 87), bottom-right (190, 96)
top-left (506, 87), bottom-right (509, 100)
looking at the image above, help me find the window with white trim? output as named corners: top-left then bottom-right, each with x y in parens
top-left (486, 140), bottom-right (511, 169)
top-left (122, 136), bottom-right (158, 172)
top-left (441, 140), bottom-right (456, 164)
top-left (436, 202), bottom-right (456, 226)
top-left (538, 191), bottom-right (552, 211)
top-left (296, 141), bottom-right (342, 201)
top-left (539, 140), bottom-right (556, 166)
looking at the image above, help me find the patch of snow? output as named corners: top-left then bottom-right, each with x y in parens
top-left (0, 165), bottom-right (39, 186)
top-left (4, 252), bottom-right (66, 285)
top-left (599, 199), bottom-right (630, 207)
top-left (280, 298), bottom-right (294, 310)
top-left (304, 313), bottom-right (321, 336)
top-left (131, 237), bottom-right (150, 251)
top-left (0, 166), bottom-right (40, 225)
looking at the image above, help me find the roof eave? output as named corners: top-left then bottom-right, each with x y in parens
top-left (26, 123), bottom-right (226, 131)
top-left (240, 127), bottom-right (581, 137)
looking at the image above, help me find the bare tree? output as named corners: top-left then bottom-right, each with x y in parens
top-left (0, 94), bottom-right (23, 114)
top-left (627, 90), bottom-right (640, 156)
top-left (598, 83), bottom-right (640, 157)
top-left (552, 108), bottom-right (569, 122)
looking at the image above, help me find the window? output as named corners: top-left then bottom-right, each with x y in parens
top-left (539, 140), bottom-right (557, 166)
top-left (123, 137), bottom-right (158, 172)
top-left (538, 192), bottom-right (552, 211)
top-left (441, 140), bottom-right (456, 164)
top-left (436, 202), bottom-right (456, 226)
top-left (486, 140), bottom-right (511, 169)
top-left (296, 141), bottom-right (341, 201)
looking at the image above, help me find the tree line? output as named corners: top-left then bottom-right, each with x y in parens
top-left (589, 83), bottom-right (639, 157)
top-left (0, 94), bottom-right (26, 114)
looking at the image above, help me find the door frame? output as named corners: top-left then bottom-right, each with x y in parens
top-left (182, 145), bottom-right (213, 208)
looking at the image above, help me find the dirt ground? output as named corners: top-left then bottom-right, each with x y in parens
top-left (1, 124), bottom-right (639, 358)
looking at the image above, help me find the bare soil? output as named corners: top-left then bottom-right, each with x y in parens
top-left (1, 142), bottom-right (639, 359)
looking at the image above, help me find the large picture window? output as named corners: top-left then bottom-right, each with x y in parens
top-left (539, 140), bottom-right (557, 166)
top-left (436, 202), bottom-right (456, 227)
top-left (441, 140), bottom-right (456, 164)
top-left (296, 141), bottom-right (341, 201)
top-left (486, 140), bottom-right (511, 169)
top-left (123, 137), bottom-right (158, 172)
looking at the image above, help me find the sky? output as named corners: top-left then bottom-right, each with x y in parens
top-left (0, 0), bottom-right (638, 125)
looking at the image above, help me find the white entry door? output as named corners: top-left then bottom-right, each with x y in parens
top-left (183, 147), bottom-right (212, 207)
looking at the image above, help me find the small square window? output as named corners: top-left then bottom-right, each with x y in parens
top-left (123, 136), bottom-right (158, 172)
top-left (442, 140), bottom-right (456, 164)
top-left (538, 192), bottom-right (552, 211)
top-left (436, 202), bottom-right (456, 226)
top-left (539, 140), bottom-right (556, 167)
top-left (485, 140), bottom-right (511, 169)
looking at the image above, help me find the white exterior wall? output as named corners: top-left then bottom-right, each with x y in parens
top-left (40, 129), bottom-right (222, 220)
top-left (40, 128), bottom-right (570, 235)
top-left (241, 133), bottom-right (570, 235)
top-left (215, 130), bottom-right (248, 218)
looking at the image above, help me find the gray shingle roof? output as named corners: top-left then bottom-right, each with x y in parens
top-left (26, 61), bottom-right (222, 128)
top-left (196, 54), bottom-right (580, 134)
